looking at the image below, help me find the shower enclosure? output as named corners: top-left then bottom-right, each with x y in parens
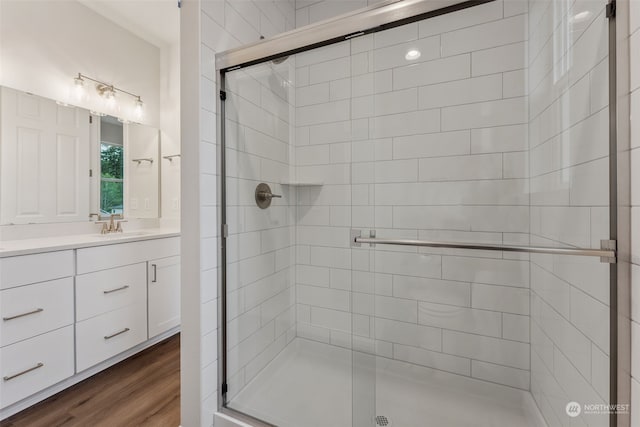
top-left (216, 0), bottom-right (622, 426)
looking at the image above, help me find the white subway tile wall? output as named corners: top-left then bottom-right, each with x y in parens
top-left (528, 1), bottom-right (611, 426)
top-left (195, 1), bottom-right (295, 426)
top-left (294, 1), bottom-right (532, 391)
top-left (190, 0), bottom-right (622, 425)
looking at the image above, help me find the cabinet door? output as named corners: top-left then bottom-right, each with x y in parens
top-left (148, 256), bottom-right (180, 338)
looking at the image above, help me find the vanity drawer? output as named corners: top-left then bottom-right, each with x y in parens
top-left (76, 237), bottom-right (179, 274)
top-left (1, 278), bottom-right (74, 347)
top-left (0, 326), bottom-right (74, 408)
top-left (75, 303), bottom-right (147, 372)
top-left (76, 263), bottom-right (147, 322)
top-left (0, 250), bottom-right (74, 290)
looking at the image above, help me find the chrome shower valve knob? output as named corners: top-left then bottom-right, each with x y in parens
top-left (255, 183), bottom-right (281, 209)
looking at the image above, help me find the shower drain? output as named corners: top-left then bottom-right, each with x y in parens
top-left (375, 415), bottom-right (392, 426)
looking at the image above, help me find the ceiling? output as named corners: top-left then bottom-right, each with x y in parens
top-left (78, 0), bottom-right (179, 48)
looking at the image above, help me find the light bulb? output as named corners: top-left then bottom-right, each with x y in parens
top-left (134, 97), bottom-right (144, 120)
top-left (73, 74), bottom-right (86, 101)
top-left (105, 87), bottom-right (116, 100)
top-left (405, 49), bottom-right (421, 61)
top-left (103, 88), bottom-right (117, 112)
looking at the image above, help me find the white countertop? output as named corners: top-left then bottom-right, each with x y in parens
top-left (0, 229), bottom-right (180, 258)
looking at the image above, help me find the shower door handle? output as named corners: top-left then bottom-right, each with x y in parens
top-left (351, 230), bottom-right (617, 263)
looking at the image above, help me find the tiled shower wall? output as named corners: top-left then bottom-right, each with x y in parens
top-left (527, 0), bottom-right (611, 426)
top-left (182, 1), bottom-right (295, 426)
top-left (294, 0), bottom-right (533, 390)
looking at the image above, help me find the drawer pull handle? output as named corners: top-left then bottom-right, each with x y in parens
top-left (151, 264), bottom-right (157, 283)
top-left (2, 308), bottom-right (44, 321)
top-left (103, 285), bottom-right (130, 294)
top-left (3, 362), bottom-right (44, 381)
top-left (104, 328), bottom-right (130, 340)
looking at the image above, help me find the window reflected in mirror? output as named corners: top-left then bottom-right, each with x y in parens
top-left (99, 116), bottom-right (124, 216)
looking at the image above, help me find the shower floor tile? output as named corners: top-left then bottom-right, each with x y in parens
top-left (230, 338), bottom-right (547, 427)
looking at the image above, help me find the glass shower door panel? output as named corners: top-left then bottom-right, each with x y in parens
top-left (529, 2), bottom-right (612, 426)
top-left (364, 2), bottom-right (611, 427)
top-left (223, 39), bottom-right (375, 427)
top-left (223, 61), bottom-right (299, 425)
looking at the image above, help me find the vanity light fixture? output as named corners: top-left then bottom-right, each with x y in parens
top-left (73, 73), bottom-right (144, 116)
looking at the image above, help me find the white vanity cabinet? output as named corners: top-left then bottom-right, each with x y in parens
top-left (0, 251), bottom-right (75, 408)
top-left (74, 237), bottom-right (179, 371)
top-left (148, 256), bottom-right (181, 338)
top-left (0, 235), bottom-right (180, 416)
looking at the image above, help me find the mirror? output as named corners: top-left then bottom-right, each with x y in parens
top-left (0, 86), bottom-right (161, 225)
top-left (97, 116), bottom-right (125, 216)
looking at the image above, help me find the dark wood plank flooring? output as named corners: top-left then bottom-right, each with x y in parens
top-left (1, 334), bottom-right (180, 427)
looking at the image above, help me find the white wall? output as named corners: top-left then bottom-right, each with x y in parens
top-left (0, 0), bottom-right (161, 127)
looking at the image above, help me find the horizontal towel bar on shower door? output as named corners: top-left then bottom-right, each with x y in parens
top-left (350, 230), bottom-right (617, 263)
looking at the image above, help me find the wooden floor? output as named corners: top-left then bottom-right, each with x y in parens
top-left (1, 334), bottom-right (180, 427)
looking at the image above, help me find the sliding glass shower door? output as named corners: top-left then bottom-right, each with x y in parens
top-left (359, 2), bottom-right (613, 425)
top-left (218, 1), bottom-right (616, 426)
